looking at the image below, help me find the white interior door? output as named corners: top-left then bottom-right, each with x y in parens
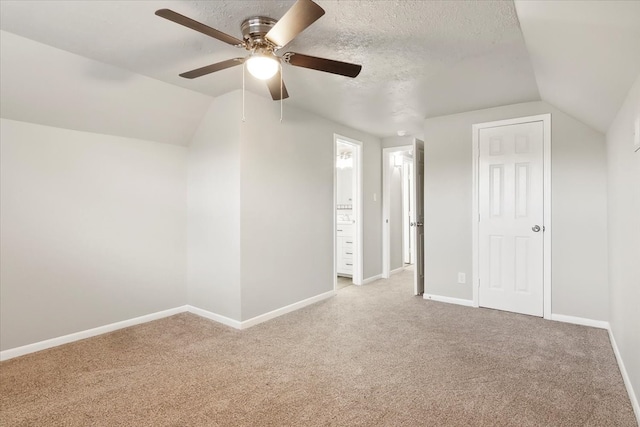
top-left (413, 139), bottom-right (425, 296)
top-left (402, 160), bottom-right (415, 265)
top-left (478, 121), bottom-right (544, 316)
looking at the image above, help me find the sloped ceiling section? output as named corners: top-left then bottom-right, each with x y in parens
top-left (515, 0), bottom-right (640, 133)
top-left (0, 1), bottom-right (540, 138)
top-left (0, 31), bottom-right (212, 146)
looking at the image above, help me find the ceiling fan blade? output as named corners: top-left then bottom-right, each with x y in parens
top-left (266, 70), bottom-right (290, 100)
top-left (155, 9), bottom-right (245, 47)
top-left (179, 58), bottom-right (245, 79)
top-left (265, 0), bottom-right (325, 48)
top-left (285, 52), bottom-right (362, 78)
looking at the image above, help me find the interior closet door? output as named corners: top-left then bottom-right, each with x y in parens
top-left (478, 121), bottom-right (544, 316)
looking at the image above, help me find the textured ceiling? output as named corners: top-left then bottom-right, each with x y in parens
top-left (0, 0), bottom-right (540, 138)
top-left (515, 0), bottom-right (640, 133)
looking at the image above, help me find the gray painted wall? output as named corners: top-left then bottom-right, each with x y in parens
top-left (239, 91), bottom-right (382, 320)
top-left (606, 74), bottom-right (640, 409)
top-left (187, 93), bottom-right (241, 320)
top-left (0, 119), bottom-right (187, 351)
top-left (390, 166), bottom-right (404, 271)
top-left (186, 91), bottom-right (382, 322)
top-left (361, 133), bottom-right (383, 280)
top-left (336, 167), bottom-right (353, 205)
top-left (423, 101), bottom-right (609, 321)
top-left (382, 135), bottom-right (425, 148)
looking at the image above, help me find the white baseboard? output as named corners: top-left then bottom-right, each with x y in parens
top-left (186, 305), bottom-right (241, 329)
top-left (0, 306), bottom-right (188, 361)
top-left (608, 327), bottom-right (640, 423)
top-left (239, 290), bottom-right (336, 329)
top-left (361, 274), bottom-right (382, 285)
top-left (0, 290), bottom-right (338, 361)
top-left (423, 294), bottom-right (474, 307)
top-left (550, 314), bottom-right (609, 329)
top-left (550, 314), bottom-right (638, 423)
top-left (390, 267), bottom-right (405, 276)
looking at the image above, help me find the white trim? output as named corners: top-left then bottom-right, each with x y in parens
top-left (361, 274), bottom-right (382, 285)
top-left (333, 137), bottom-right (338, 292)
top-left (186, 305), bottom-right (242, 329)
top-left (423, 294), bottom-right (474, 307)
top-left (550, 314), bottom-right (609, 330)
top-left (382, 145), bottom-right (413, 279)
top-left (0, 306), bottom-right (188, 361)
top-left (0, 290), bottom-right (338, 360)
top-left (542, 116), bottom-right (552, 319)
top-left (550, 312), bottom-right (640, 423)
top-left (238, 290), bottom-right (336, 329)
top-left (334, 134), bottom-right (364, 286)
top-left (390, 266), bottom-right (406, 276)
top-left (608, 327), bottom-right (640, 423)
top-left (471, 114), bottom-right (552, 318)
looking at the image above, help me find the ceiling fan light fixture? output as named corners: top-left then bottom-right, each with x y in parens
top-left (246, 54), bottom-right (279, 80)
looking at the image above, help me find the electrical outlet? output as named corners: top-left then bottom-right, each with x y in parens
top-left (457, 272), bottom-right (466, 284)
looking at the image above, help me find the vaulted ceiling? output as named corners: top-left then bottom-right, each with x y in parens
top-left (1, 1), bottom-right (638, 142)
top-left (515, 0), bottom-right (640, 133)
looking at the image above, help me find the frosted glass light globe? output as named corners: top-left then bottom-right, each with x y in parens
top-left (246, 55), bottom-right (279, 80)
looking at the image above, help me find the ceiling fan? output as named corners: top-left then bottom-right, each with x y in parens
top-left (155, 0), bottom-right (362, 101)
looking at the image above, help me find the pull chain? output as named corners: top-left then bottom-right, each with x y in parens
top-left (280, 64), bottom-right (283, 123)
top-left (242, 62), bottom-right (246, 122)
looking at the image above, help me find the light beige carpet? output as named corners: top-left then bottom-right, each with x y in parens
top-left (337, 276), bottom-right (353, 290)
top-left (1, 269), bottom-right (636, 426)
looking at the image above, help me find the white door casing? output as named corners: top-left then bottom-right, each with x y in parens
top-left (334, 134), bottom-right (363, 287)
top-left (382, 146), bottom-right (410, 278)
top-left (472, 115), bottom-right (551, 318)
top-left (402, 159), bottom-right (415, 265)
top-left (413, 139), bottom-right (425, 296)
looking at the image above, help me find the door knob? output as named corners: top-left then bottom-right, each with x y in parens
top-left (416, 222), bottom-right (424, 227)
top-left (532, 225), bottom-right (541, 232)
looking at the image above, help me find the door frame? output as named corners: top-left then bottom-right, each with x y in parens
top-left (334, 134), bottom-right (363, 287)
top-left (471, 114), bottom-right (552, 319)
top-left (402, 157), bottom-right (415, 265)
top-left (382, 145), bottom-right (413, 278)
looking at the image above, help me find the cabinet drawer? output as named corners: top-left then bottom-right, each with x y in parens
top-left (342, 247), bottom-right (354, 259)
top-left (339, 259), bottom-right (354, 272)
top-left (337, 225), bottom-right (354, 237)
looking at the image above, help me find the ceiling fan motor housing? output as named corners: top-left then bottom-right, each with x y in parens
top-left (241, 17), bottom-right (278, 49)
top-left (155, 0), bottom-right (361, 101)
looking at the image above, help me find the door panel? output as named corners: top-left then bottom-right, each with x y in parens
top-left (478, 122), bottom-right (543, 316)
top-left (413, 139), bottom-right (425, 296)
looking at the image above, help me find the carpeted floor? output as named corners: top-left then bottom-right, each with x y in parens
top-left (337, 276), bottom-right (353, 290)
top-left (1, 269), bottom-right (636, 426)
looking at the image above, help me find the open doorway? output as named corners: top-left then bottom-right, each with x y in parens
top-left (382, 140), bottom-right (425, 295)
top-left (334, 135), bottom-right (363, 291)
top-left (401, 154), bottom-right (415, 267)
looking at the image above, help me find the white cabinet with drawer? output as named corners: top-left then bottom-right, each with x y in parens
top-left (337, 224), bottom-right (354, 276)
